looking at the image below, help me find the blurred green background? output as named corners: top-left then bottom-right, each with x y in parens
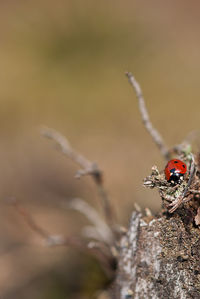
top-left (1, 1), bottom-right (200, 298)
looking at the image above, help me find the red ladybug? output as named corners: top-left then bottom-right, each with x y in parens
top-left (165, 159), bottom-right (187, 184)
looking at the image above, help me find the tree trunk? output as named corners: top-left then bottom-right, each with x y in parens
top-left (113, 209), bottom-right (200, 299)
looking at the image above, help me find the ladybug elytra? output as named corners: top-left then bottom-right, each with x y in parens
top-left (165, 159), bottom-right (187, 185)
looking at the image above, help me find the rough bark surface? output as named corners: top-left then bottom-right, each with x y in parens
top-left (113, 209), bottom-right (200, 299)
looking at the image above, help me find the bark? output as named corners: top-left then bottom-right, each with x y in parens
top-left (113, 208), bottom-right (200, 299)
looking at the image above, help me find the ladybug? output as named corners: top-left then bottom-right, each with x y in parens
top-left (165, 159), bottom-right (187, 185)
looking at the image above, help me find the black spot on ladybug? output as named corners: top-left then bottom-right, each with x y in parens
top-left (182, 165), bottom-right (185, 168)
top-left (174, 161), bottom-right (178, 163)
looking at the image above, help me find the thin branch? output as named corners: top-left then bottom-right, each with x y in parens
top-left (10, 198), bottom-right (51, 241)
top-left (183, 155), bottom-right (196, 196)
top-left (134, 202), bottom-right (142, 212)
top-left (69, 198), bottom-right (114, 244)
top-left (125, 72), bottom-right (170, 160)
top-left (145, 207), bottom-right (152, 217)
top-left (8, 198), bottom-right (115, 277)
top-left (189, 189), bottom-right (200, 194)
top-left (41, 127), bottom-right (116, 231)
top-left (195, 207), bottom-right (200, 225)
top-left (41, 127), bottom-right (92, 174)
top-left (183, 130), bottom-right (200, 144)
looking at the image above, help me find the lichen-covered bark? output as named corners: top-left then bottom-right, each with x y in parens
top-left (113, 209), bottom-right (200, 299)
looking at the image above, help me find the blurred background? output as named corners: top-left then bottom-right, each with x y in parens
top-left (1, 0), bottom-right (200, 298)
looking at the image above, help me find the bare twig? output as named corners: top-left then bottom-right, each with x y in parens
top-left (69, 198), bottom-right (114, 244)
top-left (183, 155), bottom-right (196, 195)
top-left (145, 207), bottom-right (152, 217)
top-left (189, 189), bottom-right (200, 194)
top-left (134, 202), bottom-right (142, 212)
top-left (195, 207), bottom-right (200, 225)
top-left (8, 198), bottom-right (115, 277)
top-left (125, 72), bottom-right (170, 160)
top-left (41, 127), bottom-right (115, 231)
top-left (9, 197), bottom-right (51, 241)
top-left (41, 127), bottom-right (93, 175)
top-left (183, 130), bottom-right (200, 144)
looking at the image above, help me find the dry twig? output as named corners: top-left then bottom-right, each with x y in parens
top-left (125, 72), bottom-right (170, 160)
top-left (41, 127), bottom-right (115, 231)
top-left (189, 189), bottom-right (200, 194)
top-left (195, 207), bottom-right (200, 225)
top-left (8, 198), bottom-right (115, 277)
top-left (69, 198), bottom-right (114, 244)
